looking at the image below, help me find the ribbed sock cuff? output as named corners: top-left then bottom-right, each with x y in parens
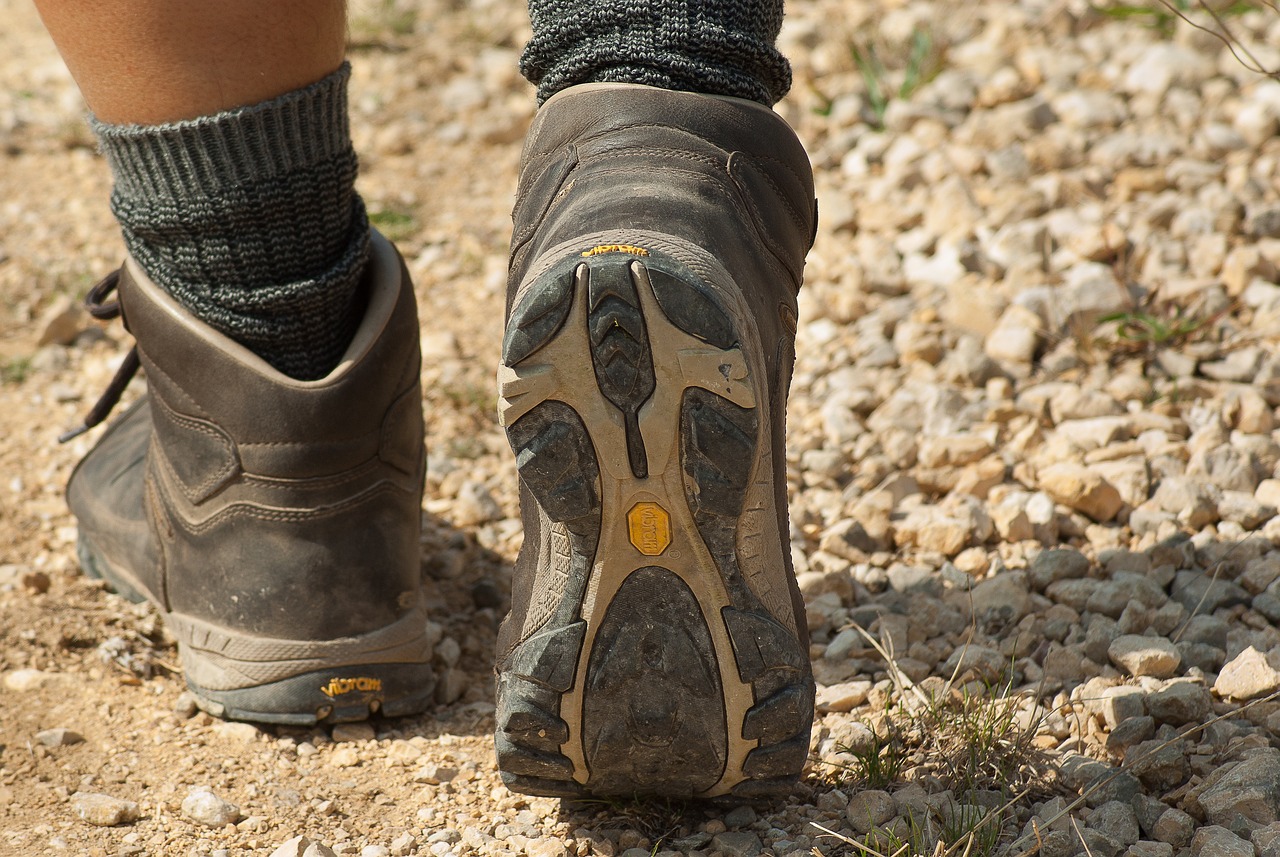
top-left (93, 63), bottom-right (369, 381)
top-left (522, 0), bottom-right (792, 105)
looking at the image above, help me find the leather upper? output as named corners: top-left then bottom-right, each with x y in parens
top-left (67, 232), bottom-right (426, 640)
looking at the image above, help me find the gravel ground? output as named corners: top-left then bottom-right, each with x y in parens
top-left (3, 0), bottom-right (1280, 855)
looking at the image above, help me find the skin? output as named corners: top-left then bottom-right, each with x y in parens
top-left (32, 0), bottom-right (347, 125)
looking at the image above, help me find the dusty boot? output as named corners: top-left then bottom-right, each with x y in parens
top-left (67, 231), bottom-right (434, 724)
top-left (495, 83), bottom-right (818, 798)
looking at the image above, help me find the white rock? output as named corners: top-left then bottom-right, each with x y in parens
top-left (270, 836), bottom-right (338, 857)
top-left (815, 681), bottom-right (872, 713)
top-left (35, 728), bottom-right (84, 747)
top-left (213, 722), bottom-right (260, 745)
top-left (182, 788), bottom-right (241, 828)
top-left (328, 747), bottom-right (360, 768)
top-left (1053, 417), bottom-right (1131, 452)
top-left (984, 305), bottom-right (1040, 364)
top-left (1108, 635), bottom-right (1181, 679)
top-left (1214, 646), bottom-right (1280, 701)
top-left (846, 789), bottom-right (898, 834)
top-left (1090, 458), bottom-right (1151, 509)
top-left (1037, 463), bottom-right (1123, 522)
top-left (71, 792), bottom-right (140, 827)
top-left (4, 669), bottom-right (51, 691)
top-left (1051, 90), bottom-right (1126, 129)
top-left (1123, 43), bottom-right (1215, 96)
top-left (453, 480), bottom-right (502, 526)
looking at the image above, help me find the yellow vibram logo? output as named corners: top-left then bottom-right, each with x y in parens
top-left (320, 677), bottom-right (383, 698)
top-left (581, 244), bottom-right (650, 257)
top-left (627, 502), bottom-right (671, 556)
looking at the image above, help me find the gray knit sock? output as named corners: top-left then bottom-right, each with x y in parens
top-left (92, 63), bottom-right (369, 381)
top-left (521, 0), bottom-right (790, 105)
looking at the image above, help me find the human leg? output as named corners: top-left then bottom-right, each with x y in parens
top-left (36, 0), bottom-right (364, 380)
top-left (495, 2), bottom-right (817, 798)
top-left (522, 0), bottom-right (791, 105)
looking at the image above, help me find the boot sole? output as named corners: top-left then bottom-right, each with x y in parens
top-left (78, 535), bottom-right (436, 725)
top-left (496, 237), bottom-right (812, 799)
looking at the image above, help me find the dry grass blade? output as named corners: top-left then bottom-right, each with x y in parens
top-left (1071, 816), bottom-right (1097, 857)
top-left (809, 821), bottom-right (908, 857)
top-left (1152, 0), bottom-right (1279, 77)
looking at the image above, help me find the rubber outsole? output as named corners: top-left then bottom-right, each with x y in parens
top-left (497, 241), bottom-right (813, 799)
top-left (78, 535), bottom-right (436, 726)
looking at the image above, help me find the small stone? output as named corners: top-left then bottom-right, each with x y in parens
top-left (20, 570), bottom-right (51, 593)
top-left (1152, 476), bottom-right (1219, 528)
top-left (361, 847), bottom-right (391, 857)
top-left (815, 681), bottom-right (872, 713)
top-left (412, 762), bottom-right (458, 785)
top-left (1105, 715), bottom-right (1155, 757)
top-left (1075, 828), bottom-right (1123, 857)
top-left (1038, 462), bottom-right (1123, 522)
top-left (35, 728), bottom-right (84, 747)
top-left (1199, 749), bottom-right (1280, 830)
top-left (968, 574), bottom-right (1030, 625)
top-left (1097, 686), bottom-right (1146, 730)
top-left (4, 668), bottom-right (50, 691)
top-left (182, 787), bottom-right (241, 827)
top-left (984, 305), bottom-right (1041, 364)
top-left (388, 833), bottom-right (416, 857)
top-left (1191, 825), bottom-right (1254, 857)
top-left (709, 831), bottom-right (762, 857)
top-left (270, 836), bottom-right (339, 857)
top-left (1145, 682), bottom-right (1211, 726)
top-left (1179, 614), bottom-right (1229, 649)
top-left (1089, 801), bottom-right (1139, 847)
top-left (384, 740), bottom-right (423, 767)
top-left (1254, 823), bottom-right (1280, 857)
top-left (71, 792), bottom-right (140, 827)
top-left (724, 805), bottom-right (758, 829)
top-left (453, 480), bottom-right (502, 526)
top-left (1219, 490), bottom-right (1275, 528)
top-left (37, 295), bottom-right (85, 347)
top-left (1108, 635), bottom-right (1181, 679)
top-left (434, 667), bottom-right (467, 704)
top-left (1029, 549), bottom-right (1090, 591)
top-left (174, 692), bottom-right (200, 718)
top-left (527, 840), bottom-right (567, 857)
top-left (1124, 739), bottom-right (1189, 792)
top-left (213, 721), bottom-right (260, 745)
top-left (1128, 843), bottom-right (1174, 857)
top-left (941, 644), bottom-right (1007, 683)
top-left (328, 747), bottom-right (360, 768)
top-left (1202, 348), bottom-right (1263, 383)
top-left (1171, 570), bottom-right (1249, 614)
top-left (1216, 647), bottom-right (1280, 701)
top-left (1151, 809), bottom-right (1195, 847)
top-left (331, 723), bottom-right (376, 743)
top-left (846, 789), bottom-right (898, 834)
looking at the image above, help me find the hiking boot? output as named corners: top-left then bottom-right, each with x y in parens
top-left (66, 231), bottom-right (435, 724)
top-left (495, 83), bottom-right (818, 798)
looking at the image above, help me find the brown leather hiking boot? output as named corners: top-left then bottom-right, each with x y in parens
top-left (66, 231), bottom-right (434, 724)
top-left (495, 83), bottom-right (818, 798)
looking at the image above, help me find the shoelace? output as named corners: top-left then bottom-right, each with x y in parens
top-left (58, 268), bottom-right (141, 443)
